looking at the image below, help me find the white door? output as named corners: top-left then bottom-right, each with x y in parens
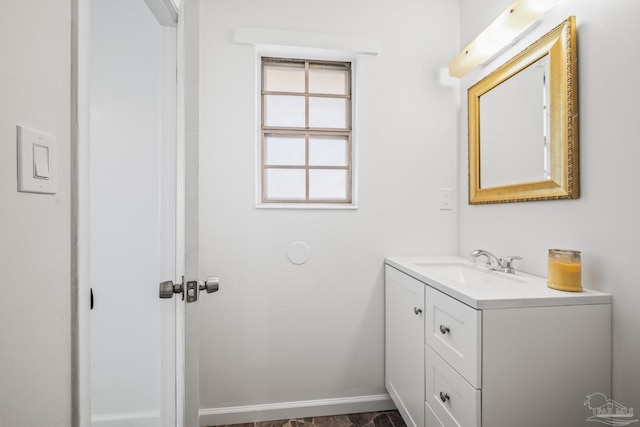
top-left (89, 0), bottom-right (185, 426)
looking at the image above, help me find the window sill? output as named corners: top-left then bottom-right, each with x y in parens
top-left (255, 203), bottom-right (358, 210)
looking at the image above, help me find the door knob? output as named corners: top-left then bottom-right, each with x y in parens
top-left (159, 276), bottom-right (220, 302)
top-left (159, 279), bottom-right (184, 299)
top-left (199, 276), bottom-right (220, 294)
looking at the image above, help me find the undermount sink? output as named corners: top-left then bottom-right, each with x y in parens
top-left (411, 260), bottom-right (527, 287)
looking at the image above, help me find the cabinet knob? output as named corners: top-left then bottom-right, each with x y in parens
top-left (414, 307), bottom-right (422, 315)
top-left (439, 324), bottom-right (450, 334)
top-left (439, 391), bottom-right (450, 403)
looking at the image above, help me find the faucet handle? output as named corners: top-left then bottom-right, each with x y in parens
top-left (499, 256), bottom-right (522, 273)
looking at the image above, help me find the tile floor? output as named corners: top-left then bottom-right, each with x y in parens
top-left (209, 410), bottom-right (406, 427)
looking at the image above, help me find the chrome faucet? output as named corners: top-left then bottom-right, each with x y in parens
top-left (469, 249), bottom-right (522, 274)
top-left (469, 249), bottom-right (500, 270)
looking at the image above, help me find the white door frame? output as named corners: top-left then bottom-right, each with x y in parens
top-left (72, 0), bottom-right (196, 426)
top-left (72, 0), bottom-right (92, 425)
top-left (180, 0), bottom-right (201, 426)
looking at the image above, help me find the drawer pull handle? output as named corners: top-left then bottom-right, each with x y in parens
top-left (439, 324), bottom-right (450, 334)
top-left (414, 307), bottom-right (422, 315)
top-left (439, 392), bottom-right (450, 403)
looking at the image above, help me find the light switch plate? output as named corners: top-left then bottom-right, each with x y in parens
top-left (17, 125), bottom-right (58, 194)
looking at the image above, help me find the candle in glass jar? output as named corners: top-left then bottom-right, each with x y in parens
top-left (547, 249), bottom-right (582, 292)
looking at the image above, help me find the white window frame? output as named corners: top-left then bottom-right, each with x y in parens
top-left (233, 27), bottom-right (380, 209)
top-left (252, 46), bottom-right (363, 210)
top-left (260, 57), bottom-right (353, 205)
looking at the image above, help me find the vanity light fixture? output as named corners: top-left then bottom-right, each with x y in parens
top-left (448, 0), bottom-right (559, 78)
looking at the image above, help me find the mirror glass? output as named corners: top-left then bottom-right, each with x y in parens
top-left (468, 17), bottom-right (578, 204)
top-left (480, 55), bottom-right (551, 188)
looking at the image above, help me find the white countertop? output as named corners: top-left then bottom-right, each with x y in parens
top-left (385, 256), bottom-right (611, 309)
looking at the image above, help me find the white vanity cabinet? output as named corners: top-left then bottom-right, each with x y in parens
top-left (385, 258), bottom-right (612, 427)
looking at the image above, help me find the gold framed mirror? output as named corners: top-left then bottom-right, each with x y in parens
top-left (468, 16), bottom-right (578, 204)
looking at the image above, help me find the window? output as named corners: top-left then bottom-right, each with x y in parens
top-left (261, 57), bottom-right (352, 204)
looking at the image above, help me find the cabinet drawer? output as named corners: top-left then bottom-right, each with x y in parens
top-left (425, 287), bottom-right (481, 387)
top-left (425, 401), bottom-right (445, 427)
top-left (426, 346), bottom-right (480, 427)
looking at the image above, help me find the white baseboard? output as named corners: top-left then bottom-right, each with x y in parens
top-left (91, 410), bottom-right (159, 427)
top-left (199, 394), bottom-right (396, 426)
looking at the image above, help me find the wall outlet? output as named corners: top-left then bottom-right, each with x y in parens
top-left (439, 188), bottom-right (453, 210)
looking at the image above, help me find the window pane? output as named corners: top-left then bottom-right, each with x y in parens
top-left (265, 169), bottom-right (306, 200)
top-left (309, 169), bottom-right (348, 200)
top-left (308, 97), bottom-right (348, 129)
top-left (309, 136), bottom-right (349, 166)
top-left (264, 95), bottom-right (305, 127)
top-left (263, 63), bottom-right (305, 93)
top-left (309, 66), bottom-right (349, 95)
top-left (265, 135), bottom-right (305, 166)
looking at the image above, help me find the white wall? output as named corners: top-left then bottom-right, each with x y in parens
top-left (0, 1), bottom-right (72, 425)
top-left (196, 0), bottom-right (459, 420)
top-left (458, 0), bottom-right (640, 408)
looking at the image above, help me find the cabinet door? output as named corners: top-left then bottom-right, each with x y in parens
top-left (385, 266), bottom-right (425, 427)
